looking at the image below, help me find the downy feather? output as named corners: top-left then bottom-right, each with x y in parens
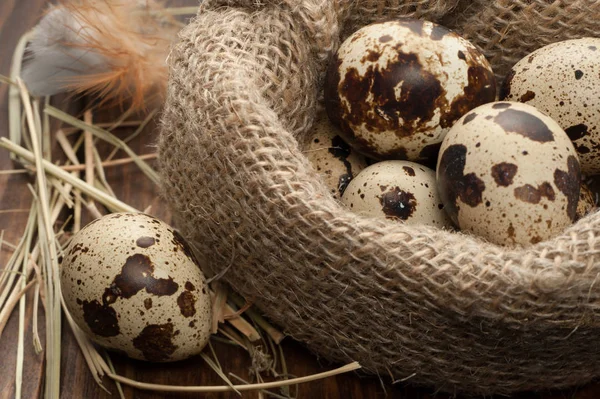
top-left (22, 0), bottom-right (181, 109)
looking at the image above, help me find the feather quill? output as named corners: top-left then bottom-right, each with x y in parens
top-left (22, 0), bottom-right (181, 109)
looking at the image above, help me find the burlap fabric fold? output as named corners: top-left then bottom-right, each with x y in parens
top-left (158, 0), bottom-right (600, 394)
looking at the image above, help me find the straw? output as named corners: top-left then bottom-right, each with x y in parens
top-left (101, 362), bottom-right (362, 393)
top-left (8, 31), bottom-right (34, 156)
top-left (44, 106), bottom-right (160, 185)
top-left (0, 138), bottom-right (139, 213)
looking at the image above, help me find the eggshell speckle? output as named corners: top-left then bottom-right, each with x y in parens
top-left (342, 160), bottom-right (453, 228)
top-left (501, 38), bottom-right (600, 174)
top-left (437, 102), bottom-right (581, 246)
top-left (303, 113), bottom-right (368, 199)
top-left (325, 19), bottom-right (496, 162)
top-left (60, 213), bottom-right (212, 362)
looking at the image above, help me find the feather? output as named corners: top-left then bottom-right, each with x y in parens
top-left (21, 0), bottom-right (181, 109)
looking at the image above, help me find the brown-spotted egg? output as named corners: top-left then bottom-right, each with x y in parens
top-left (60, 213), bottom-right (212, 362)
top-left (325, 19), bottom-right (496, 162)
top-left (437, 102), bottom-right (581, 246)
top-left (303, 112), bottom-right (368, 199)
top-left (341, 160), bottom-right (453, 228)
top-left (577, 182), bottom-right (597, 220)
top-left (501, 38), bottom-right (600, 174)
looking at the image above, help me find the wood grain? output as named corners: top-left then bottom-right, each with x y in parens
top-left (1, 1), bottom-right (599, 398)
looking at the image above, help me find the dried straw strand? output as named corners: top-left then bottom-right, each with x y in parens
top-left (84, 111), bottom-right (95, 194)
top-left (8, 31), bottom-right (34, 155)
top-left (55, 130), bottom-right (80, 165)
top-left (44, 106), bottom-right (160, 185)
top-left (15, 201), bottom-right (36, 399)
top-left (0, 239), bottom-right (17, 252)
top-left (100, 362), bottom-right (361, 393)
top-left (0, 169), bottom-right (28, 175)
top-left (43, 97), bottom-right (51, 161)
top-left (200, 350), bottom-right (240, 394)
top-left (0, 250), bottom-right (26, 309)
top-left (225, 303), bottom-right (262, 342)
top-left (279, 344), bottom-right (291, 396)
top-left (0, 281), bottom-right (36, 340)
top-left (104, 352), bottom-right (126, 399)
top-left (229, 374), bottom-right (291, 399)
top-left (63, 153), bottom-right (157, 171)
top-left (92, 145), bottom-right (116, 198)
top-left (105, 108), bottom-right (158, 162)
top-left (68, 120), bottom-right (143, 133)
top-left (61, 304), bottom-right (110, 393)
top-left (0, 209), bottom-right (30, 214)
top-left (0, 210), bottom-right (34, 310)
top-left (32, 282), bottom-right (43, 354)
top-left (218, 325), bottom-right (249, 351)
top-left (230, 293), bottom-right (285, 344)
top-left (19, 79), bottom-right (63, 399)
top-left (0, 138), bottom-right (139, 213)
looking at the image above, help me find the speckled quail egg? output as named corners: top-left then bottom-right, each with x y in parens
top-left (303, 113), bottom-right (368, 199)
top-left (577, 182), bottom-right (597, 220)
top-left (341, 160), bottom-right (453, 228)
top-left (501, 38), bottom-right (600, 174)
top-left (60, 213), bottom-right (212, 362)
top-left (325, 19), bottom-right (496, 162)
top-left (437, 102), bottom-right (581, 246)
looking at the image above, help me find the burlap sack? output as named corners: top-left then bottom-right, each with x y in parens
top-left (158, 0), bottom-right (600, 395)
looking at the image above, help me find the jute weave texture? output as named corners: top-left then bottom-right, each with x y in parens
top-left (159, 1), bottom-right (600, 394)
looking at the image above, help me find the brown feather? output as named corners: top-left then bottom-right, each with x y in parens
top-left (51, 0), bottom-right (179, 109)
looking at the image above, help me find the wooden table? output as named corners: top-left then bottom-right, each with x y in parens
top-left (1, 1), bottom-right (599, 398)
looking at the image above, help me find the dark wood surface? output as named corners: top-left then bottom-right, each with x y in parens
top-left (1, 1), bottom-right (600, 398)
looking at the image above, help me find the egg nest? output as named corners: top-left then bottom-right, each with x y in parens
top-left (157, 1), bottom-right (600, 396)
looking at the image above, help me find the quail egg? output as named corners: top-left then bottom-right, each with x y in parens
top-left (342, 160), bottom-right (453, 228)
top-left (501, 38), bottom-right (600, 174)
top-left (303, 112), bottom-right (368, 199)
top-left (60, 213), bottom-right (212, 362)
top-left (325, 19), bottom-right (496, 162)
top-left (437, 102), bottom-right (581, 246)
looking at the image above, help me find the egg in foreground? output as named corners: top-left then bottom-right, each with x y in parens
top-left (325, 19), bottom-right (496, 162)
top-left (437, 102), bottom-right (581, 246)
top-left (60, 213), bottom-right (212, 362)
top-left (342, 160), bottom-right (453, 228)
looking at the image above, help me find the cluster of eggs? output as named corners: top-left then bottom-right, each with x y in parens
top-left (60, 19), bottom-right (600, 364)
top-left (309, 19), bottom-right (600, 247)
